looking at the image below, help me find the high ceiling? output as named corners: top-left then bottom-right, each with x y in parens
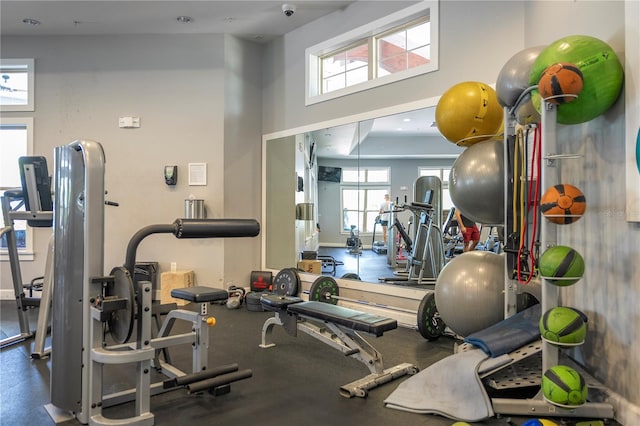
top-left (1, 0), bottom-right (453, 158)
top-left (0, 1), bottom-right (356, 42)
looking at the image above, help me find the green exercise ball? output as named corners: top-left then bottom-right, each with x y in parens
top-left (539, 245), bottom-right (585, 286)
top-left (529, 35), bottom-right (623, 124)
top-left (539, 306), bottom-right (587, 345)
top-left (542, 365), bottom-right (588, 406)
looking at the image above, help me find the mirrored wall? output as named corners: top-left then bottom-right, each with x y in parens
top-left (262, 97), bottom-right (465, 290)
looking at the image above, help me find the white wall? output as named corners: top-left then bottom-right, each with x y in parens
top-left (0, 34), bottom-right (260, 291)
top-left (223, 35), bottom-right (264, 287)
top-left (262, 0), bottom-right (525, 134)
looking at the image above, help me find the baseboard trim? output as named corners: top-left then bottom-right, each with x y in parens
top-left (320, 243), bottom-right (373, 250)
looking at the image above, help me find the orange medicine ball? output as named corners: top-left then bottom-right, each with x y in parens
top-left (540, 183), bottom-right (586, 224)
top-left (538, 62), bottom-right (584, 104)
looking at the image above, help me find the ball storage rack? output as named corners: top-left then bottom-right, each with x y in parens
top-left (487, 100), bottom-right (614, 419)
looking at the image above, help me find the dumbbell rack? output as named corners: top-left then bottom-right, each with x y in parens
top-left (487, 102), bottom-right (614, 418)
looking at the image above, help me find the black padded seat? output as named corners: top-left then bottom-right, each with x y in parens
top-left (171, 286), bottom-right (228, 303)
top-left (287, 301), bottom-right (397, 337)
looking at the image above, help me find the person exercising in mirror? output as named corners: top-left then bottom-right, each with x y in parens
top-left (454, 208), bottom-right (479, 252)
top-left (379, 194), bottom-right (391, 245)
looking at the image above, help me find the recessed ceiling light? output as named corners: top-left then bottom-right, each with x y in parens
top-left (403, 118), bottom-right (411, 122)
top-left (22, 18), bottom-right (41, 26)
top-left (176, 16), bottom-right (193, 24)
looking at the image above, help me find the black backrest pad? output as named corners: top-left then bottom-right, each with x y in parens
top-left (19, 156), bottom-right (53, 212)
top-left (18, 156), bottom-right (53, 227)
top-left (288, 301), bottom-right (397, 337)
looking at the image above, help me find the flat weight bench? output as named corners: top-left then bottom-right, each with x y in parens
top-left (317, 255), bottom-right (344, 276)
top-left (258, 294), bottom-right (418, 398)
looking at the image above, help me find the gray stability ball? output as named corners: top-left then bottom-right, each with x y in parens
top-left (496, 45), bottom-right (545, 108)
top-left (449, 139), bottom-right (505, 225)
top-left (435, 251), bottom-right (506, 337)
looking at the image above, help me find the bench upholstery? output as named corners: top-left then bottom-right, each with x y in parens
top-left (171, 286), bottom-right (228, 303)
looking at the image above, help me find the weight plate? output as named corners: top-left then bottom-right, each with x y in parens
top-left (108, 266), bottom-right (136, 344)
top-left (340, 272), bottom-right (361, 280)
top-left (417, 292), bottom-right (445, 340)
top-left (273, 268), bottom-right (300, 296)
top-left (309, 276), bottom-right (339, 305)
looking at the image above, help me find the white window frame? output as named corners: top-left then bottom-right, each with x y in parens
top-left (340, 166), bottom-right (391, 234)
top-left (342, 166), bottom-right (390, 184)
top-left (0, 58), bottom-right (35, 112)
top-left (1, 117), bottom-right (35, 260)
top-left (306, 1), bottom-right (438, 106)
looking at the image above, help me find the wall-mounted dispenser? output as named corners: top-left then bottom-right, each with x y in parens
top-left (164, 165), bottom-right (178, 185)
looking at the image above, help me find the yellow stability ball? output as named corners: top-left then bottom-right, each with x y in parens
top-left (436, 81), bottom-right (504, 147)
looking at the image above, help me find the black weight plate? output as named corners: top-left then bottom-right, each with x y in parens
top-left (417, 292), bottom-right (445, 340)
top-left (108, 266), bottom-right (136, 344)
top-left (340, 272), bottom-right (361, 280)
top-left (273, 268), bottom-right (300, 296)
top-left (309, 276), bottom-right (339, 305)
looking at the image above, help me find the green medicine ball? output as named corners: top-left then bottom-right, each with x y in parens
top-left (539, 245), bottom-right (585, 286)
top-left (539, 306), bottom-right (587, 345)
top-left (542, 365), bottom-right (588, 406)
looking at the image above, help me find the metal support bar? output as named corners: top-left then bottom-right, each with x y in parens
top-left (0, 194), bottom-right (32, 347)
top-left (491, 396), bottom-right (614, 419)
top-left (259, 310), bottom-right (418, 398)
top-left (89, 282), bottom-right (155, 426)
top-left (31, 235), bottom-right (54, 358)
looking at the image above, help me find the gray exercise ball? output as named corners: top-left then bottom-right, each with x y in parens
top-left (496, 46), bottom-right (545, 108)
top-left (434, 251), bottom-right (505, 337)
top-left (449, 139), bottom-right (504, 225)
top-left (514, 93), bottom-right (541, 125)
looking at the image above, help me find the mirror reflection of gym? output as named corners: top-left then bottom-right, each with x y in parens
top-left (264, 104), bottom-right (464, 287)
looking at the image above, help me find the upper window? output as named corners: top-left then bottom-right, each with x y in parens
top-left (342, 167), bottom-right (390, 184)
top-left (0, 59), bottom-right (35, 112)
top-left (377, 19), bottom-right (431, 77)
top-left (307, 2), bottom-right (438, 105)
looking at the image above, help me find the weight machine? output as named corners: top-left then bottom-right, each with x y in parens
top-left (0, 156), bottom-right (53, 358)
top-left (45, 140), bottom-right (259, 426)
top-left (345, 224), bottom-right (362, 255)
top-left (380, 191), bottom-right (445, 285)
